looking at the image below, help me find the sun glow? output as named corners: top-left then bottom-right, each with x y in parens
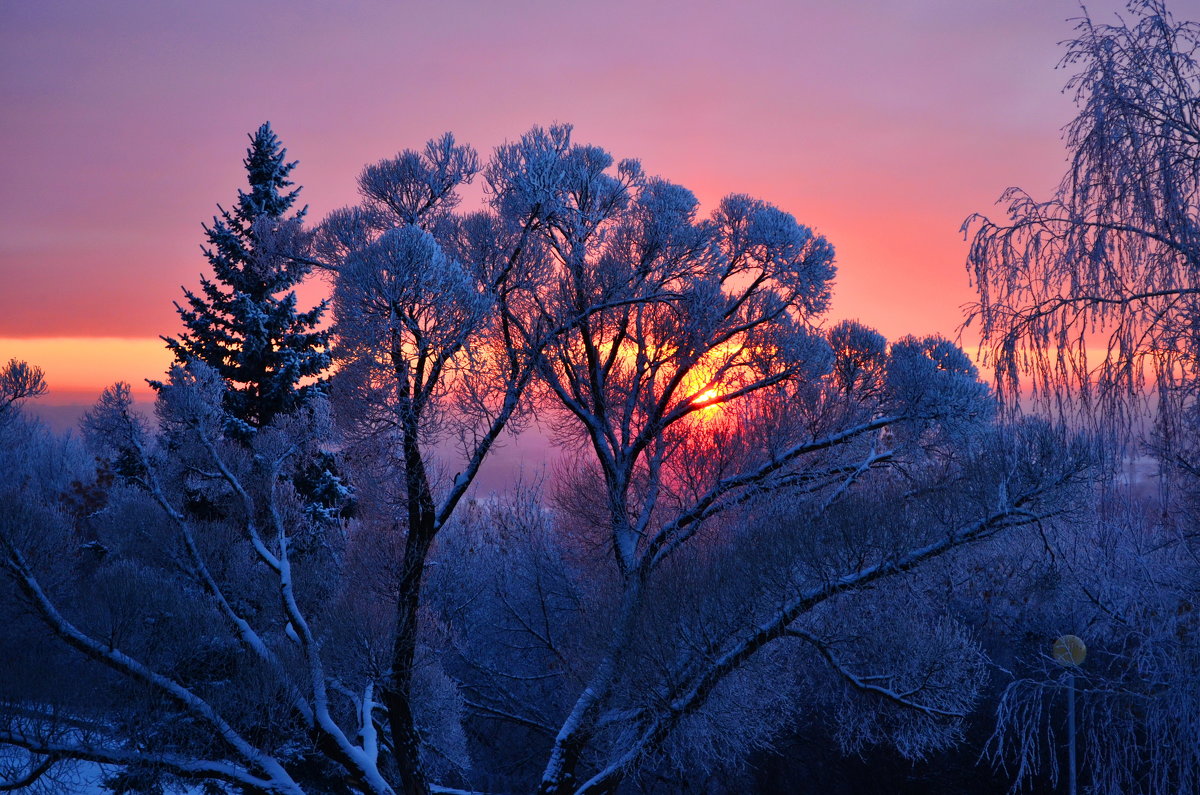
top-left (0, 337), bottom-right (169, 403)
top-left (687, 384), bottom-right (731, 424)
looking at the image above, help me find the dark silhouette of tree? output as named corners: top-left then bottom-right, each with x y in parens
top-left (0, 359), bottom-right (46, 422)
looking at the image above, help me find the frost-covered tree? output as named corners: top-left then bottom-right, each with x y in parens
top-left (0, 364), bottom-right (401, 794)
top-left (427, 394), bottom-right (1092, 794)
top-left (0, 359), bottom-right (46, 423)
top-left (161, 123), bottom-right (349, 522)
top-left (0, 122), bottom-right (1105, 795)
top-left (314, 125), bottom-right (1093, 795)
top-left (316, 126), bottom-right (657, 794)
top-left (317, 132), bottom-right (496, 795)
top-left (964, 0), bottom-right (1200, 442)
top-left (515, 184), bottom-right (1085, 791)
top-left (983, 493), bottom-right (1200, 795)
top-left (163, 123), bottom-right (330, 436)
top-left (965, 2), bottom-right (1200, 790)
top-left (0, 378), bottom-right (98, 794)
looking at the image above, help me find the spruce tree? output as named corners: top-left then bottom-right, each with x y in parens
top-left (161, 124), bottom-right (352, 521)
top-left (163, 122), bottom-right (330, 436)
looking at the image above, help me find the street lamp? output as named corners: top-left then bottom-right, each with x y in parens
top-left (1053, 635), bottom-right (1086, 795)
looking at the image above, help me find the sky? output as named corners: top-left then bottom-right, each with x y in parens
top-left (0, 0), bottom-right (1138, 404)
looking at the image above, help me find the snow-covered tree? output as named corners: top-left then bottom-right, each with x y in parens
top-left (163, 123), bottom-right (330, 437)
top-left (160, 123), bottom-right (351, 523)
top-left (514, 184), bottom-right (1085, 791)
top-left (964, 2), bottom-right (1200, 790)
top-left (425, 412), bottom-right (1092, 794)
top-left (313, 125), bottom-right (1093, 794)
top-left (0, 359), bottom-right (46, 423)
top-left (0, 364), bottom-right (399, 794)
top-left (0, 121), bottom-right (1106, 795)
top-left (315, 126), bottom-right (654, 794)
top-left (984, 492), bottom-right (1200, 794)
top-left (964, 0), bottom-right (1200, 444)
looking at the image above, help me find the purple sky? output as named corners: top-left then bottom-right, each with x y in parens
top-left (0, 0), bottom-right (1134, 394)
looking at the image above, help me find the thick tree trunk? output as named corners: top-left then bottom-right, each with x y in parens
top-left (383, 534), bottom-right (432, 795)
top-left (383, 411), bottom-right (437, 795)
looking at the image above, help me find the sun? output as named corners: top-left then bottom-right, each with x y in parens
top-left (689, 387), bottom-right (729, 422)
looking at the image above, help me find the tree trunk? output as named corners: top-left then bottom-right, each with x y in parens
top-left (383, 536), bottom-right (432, 795)
top-left (383, 411), bottom-right (437, 795)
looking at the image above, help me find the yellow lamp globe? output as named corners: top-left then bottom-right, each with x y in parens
top-left (1053, 635), bottom-right (1087, 667)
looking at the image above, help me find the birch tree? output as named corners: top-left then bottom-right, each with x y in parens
top-left (964, 0), bottom-right (1200, 442)
top-left (982, 490), bottom-right (1200, 794)
top-left (964, 2), bottom-right (1200, 789)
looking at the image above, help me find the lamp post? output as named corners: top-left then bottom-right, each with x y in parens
top-left (1053, 635), bottom-right (1086, 795)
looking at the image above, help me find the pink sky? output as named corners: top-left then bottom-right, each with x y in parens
top-left (0, 0), bottom-right (1132, 400)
